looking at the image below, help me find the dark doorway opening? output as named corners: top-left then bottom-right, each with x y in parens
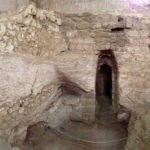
top-left (96, 50), bottom-right (118, 114)
top-left (100, 64), bottom-right (112, 101)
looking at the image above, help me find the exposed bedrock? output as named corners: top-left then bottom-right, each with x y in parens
top-left (0, 0), bottom-right (29, 12)
top-left (0, 3), bottom-right (150, 148)
top-left (0, 52), bottom-right (97, 143)
top-left (125, 113), bottom-right (150, 150)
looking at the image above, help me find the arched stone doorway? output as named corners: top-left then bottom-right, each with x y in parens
top-left (96, 50), bottom-right (118, 115)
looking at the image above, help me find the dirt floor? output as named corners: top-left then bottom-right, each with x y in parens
top-left (16, 96), bottom-right (128, 150)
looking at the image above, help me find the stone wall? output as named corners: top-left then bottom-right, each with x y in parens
top-left (0, 54), bottom-right (61, 141)
top-left (125, 113), bottom-right (150, 150)
top-left (0, 0), bottom-right (149, 15)
top-left (36, 0), bottom-right (150, 15)
top-left (36, 0), bottom-right (130, 14)
top-left (0, 4), bottom-right (97, 142)
top-left (0, 3), bottom-right (66, 56)
top-left (0, 0), bottom-right (29, 12)
top-left (62, 13), bottom-right (150, 114)
top-left (0, 3), bottom-right (150, 146)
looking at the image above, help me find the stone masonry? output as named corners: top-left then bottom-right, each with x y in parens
top-left (0, 3), bottom-right (150, 149)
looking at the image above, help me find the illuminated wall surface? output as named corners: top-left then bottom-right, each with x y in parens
top-left (0, 0), bottom-right (150, 13)
top-left (36, 0), bottom-right (150, 14)
top-left (0, 0), bottom-right (29, 12)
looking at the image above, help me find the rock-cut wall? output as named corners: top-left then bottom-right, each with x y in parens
top-left (62, 13), bottom-right (150, 114)
top-left (0, 3), bottom-right (150, 149)
top-left (36, 0), bottom-right (128, 14)
top-left (0, 4), bottom-right (97, 142)
top-left (125, 113), bottom-right (150, 150)
top-left (0, 0), bottom-right (30, 12)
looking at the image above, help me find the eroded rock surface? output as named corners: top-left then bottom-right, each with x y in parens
top-left (0, 3), bottom-right (150, 149)
top-left (126, 113), bottom-right (150, 150)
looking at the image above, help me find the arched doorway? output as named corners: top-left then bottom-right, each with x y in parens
top-left (96, 50), bottom-right (118, 114)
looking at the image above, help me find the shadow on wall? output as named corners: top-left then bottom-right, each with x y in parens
top-left (56, 68), bottom-right (88, 96)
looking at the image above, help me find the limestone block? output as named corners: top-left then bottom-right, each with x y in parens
top-left (69, 37), bottom-right (96, 51)
top-left (126, 114), bottom-right (150, 150)
top-left (0, 54), bottom-right (58, 102)
top-left (0, 55), bottom-right (38, 101)
top-left (61, 95), bottom-right (83, 122)
top-left (62, 95), bottom-right (80, 106)
top-left (70, 105), bottom-right (82, 122)
top-left (37, 0), bottom-right (131, 14)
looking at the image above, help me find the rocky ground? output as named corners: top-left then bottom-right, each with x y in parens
top-left (13, 96), bottom-right (127, 150)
